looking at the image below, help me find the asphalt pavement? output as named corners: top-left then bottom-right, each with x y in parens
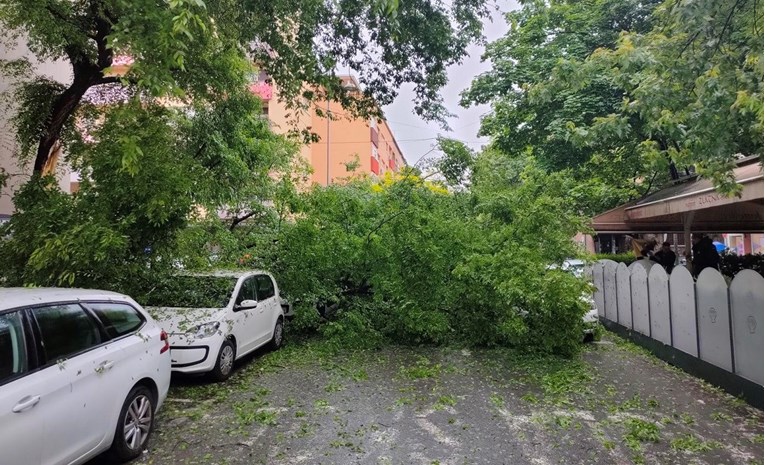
top-left (110, 334), bottom-right (763, 465)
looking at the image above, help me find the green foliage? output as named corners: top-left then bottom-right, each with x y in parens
top-left (0, 95), bottom-right (297, 289)
top-left (139, 275), bottom-right (238, 308)
top-left (400, 357), bottom-right (443, 380)
top-left (245, 158), bottom-right (589, 355)
top-left (0, 1), bottom-right (591, 357)
top-left (319, 303), bottom-right (386, 351)
top-left (719, 252), bottom-right (764, 278)
top-left (462, 0), bottom-right (660, 214)
top-left (623, 418), bottom-right (660, 450)
top-left (0, 0), bottom-right (489, 175)
top-left (465, 0), bottom-right (763, 213)
top-left (539, 0), bottom-right (763, 195)
top-left (670, 434), bottom-right (721, 452)
top-left (594, 253), bottom-right (636, 265)
top-left (434, 137), bottom-right (475, 188)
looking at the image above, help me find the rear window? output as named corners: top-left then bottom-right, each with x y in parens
top-left (31, 304), bottom-right (102, 363)
top-left (88, 303), bottom-right (144, 339)
top-left (141, 276), bottom-right (238, 308)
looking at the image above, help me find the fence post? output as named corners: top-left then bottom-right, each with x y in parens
top-left (694, 280), bottom-right (701, 359)
top-left (647, 266), bottom-right (652, 338)
top-left (614, 266), bottom-right (619, 324)
top-left (667, 274), bottom-right (673, 347)
top-left (727, 285), bottom-right (736, 374)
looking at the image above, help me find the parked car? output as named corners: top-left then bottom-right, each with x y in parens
top-left (550, 259), bottom-right (600, 338)
top-left (0, 288), bottom-right (171, 465)
top-left (561, 258), bottom-right (586, 278)
top-left (145, 270), bottom-right (286, 381)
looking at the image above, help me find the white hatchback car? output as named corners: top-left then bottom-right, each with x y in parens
top-left (146, 271), bottom-right (286, 381)
top-left (0, 288), bottom-right (171, 465)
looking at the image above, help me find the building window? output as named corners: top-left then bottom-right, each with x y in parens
top-left (370, 127), bottom-right (379, 148)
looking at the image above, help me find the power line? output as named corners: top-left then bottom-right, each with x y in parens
top-left (315, 138), bottom-right (488, 144)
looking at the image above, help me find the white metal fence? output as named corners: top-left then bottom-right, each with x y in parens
top-left (590, 259), bottom-right (764, 387)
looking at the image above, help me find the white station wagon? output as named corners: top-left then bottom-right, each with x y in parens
top-left (146, 271), bottom-right (286, 381)
top-left (0, 288), bottom-right (171, 465)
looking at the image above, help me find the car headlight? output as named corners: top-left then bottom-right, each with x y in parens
top-left (191, 321), bottom-right (220, 339)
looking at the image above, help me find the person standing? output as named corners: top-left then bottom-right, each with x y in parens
top-left (628, 236), bottom-right (657, 260)
top-left (691, 234), bottom-right (720, 277)
top-left (652, 241), bottom-right (677, 274)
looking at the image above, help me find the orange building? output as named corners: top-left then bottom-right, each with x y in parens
top-left (252, 74), bottom-right (407, 185)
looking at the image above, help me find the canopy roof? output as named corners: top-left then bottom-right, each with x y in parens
top-left (592, 158), bottom-right (763, 234)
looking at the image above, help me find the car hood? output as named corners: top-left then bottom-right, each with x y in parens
top-left (147, 306), bottom-right (227, 335)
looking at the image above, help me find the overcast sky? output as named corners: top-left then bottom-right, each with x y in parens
top-left (383, 1), bottom-right (520, 166)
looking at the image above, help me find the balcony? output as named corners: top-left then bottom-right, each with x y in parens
top-left (371, 157), bottom-right (380, 175)
top-left (249, 82), bottom-right (273, 101)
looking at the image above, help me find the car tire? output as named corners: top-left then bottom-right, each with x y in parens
top-left (268, 317), bottom-right (284, 351)
top-left (210, 339), bottom-right (236, 381)
top-left (109, 385), bottom-right (155, 462)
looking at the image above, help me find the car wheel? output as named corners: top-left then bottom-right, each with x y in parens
top-left (269, 317), bottom-right (284, 350)
top-left (109, 385), bottom-right (155, 462)
top-left (210, 339), bottom-right (236, 381)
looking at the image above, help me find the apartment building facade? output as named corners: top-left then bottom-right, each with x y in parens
top-left (252, 74), bottom-right (406, 186)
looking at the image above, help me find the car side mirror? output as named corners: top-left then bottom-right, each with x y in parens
top-left (235, 299), bottom-right (258, 311)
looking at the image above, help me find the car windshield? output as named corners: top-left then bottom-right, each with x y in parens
top-left (141, 276), bottom-right (238, 308)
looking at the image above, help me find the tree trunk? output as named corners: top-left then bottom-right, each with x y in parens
top-left (32, 72), bottom-right (96, 174)
top-left (32, 5), bottom-right (116, 175)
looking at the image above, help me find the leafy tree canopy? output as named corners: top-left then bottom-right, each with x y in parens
top-left (539, 0), bottom-right (763, 194)
top-left (461, 0), bottom-right (661, 214)
top-left (0, 0), bottom-right (489, 173)
top-left (465, 0), bottom-right (763, 207)
top-left (0, 94), bottom-right (301, 288)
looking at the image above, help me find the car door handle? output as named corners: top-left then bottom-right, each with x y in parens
top-left (12, 395), bottom-right (41, 413)
top-left (96, 360), bottom-right (115, 373)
